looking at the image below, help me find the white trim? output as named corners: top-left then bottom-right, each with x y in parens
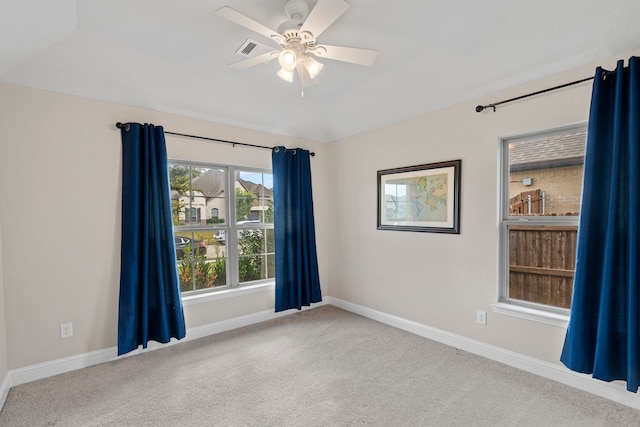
top-left (326, 297), bottom-right (640, 411)
top-left (181, 281), bottom-right (274, 306)
top-left (0, 371), bottom-right (10, 412)
top-left (6, 297), bottom-right (635, 412)
top-left (6, 300), bottom-right (325, 390)
top-left (10, 346), bottom-right (117, 387)
top-left (498, 123), bottom-right (587, 318)
top-left (491, 301), bottom-right (569, 327)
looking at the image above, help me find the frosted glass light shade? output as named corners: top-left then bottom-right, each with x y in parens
top-left (278, 50), bottom-right (297, 71)
top-left (277, 67), bottom-right (294, 82)
top-left (303, 55), bottom-right (323, 79)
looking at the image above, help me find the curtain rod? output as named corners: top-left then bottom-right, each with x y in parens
top-left (475, 76), bottom-right (595, 113)
top-left (115, 122), bottom-right (315, 156)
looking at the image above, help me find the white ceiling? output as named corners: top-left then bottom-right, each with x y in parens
top-left (2, 0), bottom-right (639, 143)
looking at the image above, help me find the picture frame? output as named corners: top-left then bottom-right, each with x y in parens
top-left (377, 159), bottom-right (461, 234)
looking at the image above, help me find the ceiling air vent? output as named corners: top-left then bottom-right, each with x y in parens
top-left (236, 39), bottom-right (259, 57)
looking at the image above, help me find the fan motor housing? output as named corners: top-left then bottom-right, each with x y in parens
top-left (277, 0), bottom-right (310, 35)
top-left (284, 0), bottom-right (309, 21)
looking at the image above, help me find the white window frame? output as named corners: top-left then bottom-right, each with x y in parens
top-left (493, 123), bottom-right (587, 326)
top-left (169, 160), bottom-right (275, 297)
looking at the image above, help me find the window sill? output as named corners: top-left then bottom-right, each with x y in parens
top-left (181, 281), bottom-right (274, 306)
top-left (491, 302), bottom-right (569, 327)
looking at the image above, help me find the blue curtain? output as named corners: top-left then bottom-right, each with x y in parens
top-left (272, 147), bottom-right (322, 312)
top-left (118, 123), bottom-right (186, 356)
top-left (561, 57), bottom-right (640, 392)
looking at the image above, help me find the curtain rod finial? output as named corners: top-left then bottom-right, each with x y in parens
top-left (475, 105), bottom-right (496, 113)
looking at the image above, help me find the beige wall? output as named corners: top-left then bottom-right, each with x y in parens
top-left (326, 49), bottom-right (640, 365)
top-left (0, 83), bottom-right (328, 369)
top-left (0, 48), bottom-right (638, 374)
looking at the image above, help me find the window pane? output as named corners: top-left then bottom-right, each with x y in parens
top-left (206, 240), bottom-right (227, 288)
top-left (235, 171), bottom-right (274, 224)
top-left (507, 225), bottom-right (577, 308)
top-left (169, 164), bottom-right (194, 226)
top-left (502, 126), bottom-right (585, 311)
top-left (170, 162), bottom-right (273, 293)
top-left (237, 228), bottom-right (266, 283)
top-left (261, 173), bottom-right (274, 224)
top-left (508, 129), bottom-right (586, 217)
top-left (238, 229), bottom-right (264, 255)
top-left (266, 253), bottom-right (275, 279)
top-left (191, 167), bottom-right (226, 225)
top-left (265, 228), bottom-right (275, 253)
top-left (170, 164), bottom-right (229, 293)
top-left (175, 230), bottom-right (227, 292)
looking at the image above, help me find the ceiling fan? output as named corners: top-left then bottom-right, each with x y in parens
top-left (215, 0), bottom-right (377, 93)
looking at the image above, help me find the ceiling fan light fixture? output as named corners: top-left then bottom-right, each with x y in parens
top-left (278, 49), bottom-right (297, 71)
top-left (302, 55), bottom-right (323, 79)
top-left (216, 0), bottom-right (378, 93)
top-left (277, 67), bottom-right (294, 82)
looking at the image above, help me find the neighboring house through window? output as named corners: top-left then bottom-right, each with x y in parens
top-left (169, 162), bottom-right (274, 294)
top-left (499, 124), bottom-right (586, 319)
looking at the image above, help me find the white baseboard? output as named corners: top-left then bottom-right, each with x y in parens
top-left (4, 301), bottom-right (325, 393)
top-left (326, 296), bottom-right (640, 411)
top-left (0, 371), bottom-right (9, 413)
top-left (3, 297), bottom-right (637, 412)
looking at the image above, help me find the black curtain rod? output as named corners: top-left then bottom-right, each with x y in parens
top-left (115, 122), bottom-right (315, 156)
top-left (475, 76), bottom-right (595, 113)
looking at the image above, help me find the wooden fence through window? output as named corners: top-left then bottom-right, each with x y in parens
top-left (508, 225), bottom-right (577, 308)
top-left (510, 189), bottom-right (543, 215)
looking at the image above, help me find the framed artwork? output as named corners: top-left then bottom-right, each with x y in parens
top-left (377, 159), bottom-right (461, 234)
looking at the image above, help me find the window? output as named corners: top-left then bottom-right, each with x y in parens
top-left (499, 124), bottom-right (586, 315)
top-left (169, 162), bottom-right (274, 294)
top-left (188, 207), bottom-right (200, 223)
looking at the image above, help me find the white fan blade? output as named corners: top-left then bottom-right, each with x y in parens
top-left (313, 44), bottom-right (377, 66)
top-left (215, 7), bottom-right (284, 46)
top-left (229, 51), bottom-right (278, 70)
top-left (299, 0), bottom-right (349, 40)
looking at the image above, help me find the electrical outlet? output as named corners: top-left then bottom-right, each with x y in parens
top-left (60, 322), bottom-right (73, 338)
top-left (476, 310), bottom-right (487, 325)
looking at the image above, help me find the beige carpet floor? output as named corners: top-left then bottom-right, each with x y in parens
top-left (1, 305), bottom-right (639, 426)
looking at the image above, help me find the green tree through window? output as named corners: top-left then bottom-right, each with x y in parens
top-left (235, 188), bottom-right (254, 221)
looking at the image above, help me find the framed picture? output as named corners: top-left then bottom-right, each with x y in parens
top-left (377, 159), bottom-right (461, 234)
